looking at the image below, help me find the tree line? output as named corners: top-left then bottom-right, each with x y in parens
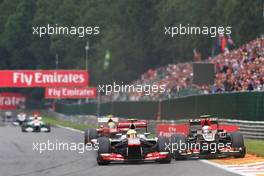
top-left (0, 0), bottom-right (263, 86)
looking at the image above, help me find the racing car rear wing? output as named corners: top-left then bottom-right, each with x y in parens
top-left (97, 117), bottom-right (119, 123)
top-left (189, 118), bottom-right (219, 127)
top-left (117, 120), bottom-right (147, 129)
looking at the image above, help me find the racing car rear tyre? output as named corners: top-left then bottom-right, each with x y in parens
top-left (45, 125), bottom-right (51, 132)
top-left (230, 132), bottom-right (246, 158)
top-left (84, 128), bottom-right (98, 144)
top-left (97, 137), bottom-right (110, 165)
top-left (171, 133), bottom-right (187, 160)
top-left (157, 136), bottom-right (171, 163)
top-left (21, 125), bottom-right (27, 132)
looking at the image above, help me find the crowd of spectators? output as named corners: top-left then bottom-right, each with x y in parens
top-left (211, 36), bottom-right (264, 93)
top-left (103, 35), bottom-right (264, 101)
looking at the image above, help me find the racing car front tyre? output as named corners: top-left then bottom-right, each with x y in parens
top-left (230, 132), bottom-right (246, 158)
top-left (171, 133), bottom-right (187, 160)
top-left (84, 128), bottom-right (98, 144)
top-left (157, 136), bottom-right (171, 163)
top-left (97, 137), bottom-right (110, 165)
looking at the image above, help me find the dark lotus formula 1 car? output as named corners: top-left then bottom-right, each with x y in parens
top-left (21, 115), bottom-right (51, 132)
top-left (96, 119), bottom-right (171, 165)
top-left (171, 115), bottom-right (246, 160)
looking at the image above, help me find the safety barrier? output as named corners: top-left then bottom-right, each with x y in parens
top-left (220, 119), bottom-right (264, 140)
top-left (148, 119), bottom-right (264, 140)
top-left (45, 109), bottom-right (264, 140)
top-left (55, 92), bottom-right (264, 121)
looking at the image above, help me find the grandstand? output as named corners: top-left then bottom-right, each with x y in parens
top-left (106, 35), bottom-right (264, 102)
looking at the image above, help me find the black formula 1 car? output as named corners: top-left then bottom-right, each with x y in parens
top-left (21, 116), bottom-right (51, 132)
top-left (171, 116), bottom-right (246, 160)
top-left (96, 119), bottom-right (171, 165)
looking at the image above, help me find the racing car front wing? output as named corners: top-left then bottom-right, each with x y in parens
top-left (100, 152), bottom-right (170, 162)
top-left (176, 147), bottom-right (245, 158)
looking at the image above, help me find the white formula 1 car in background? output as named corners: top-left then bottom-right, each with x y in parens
top-left (21, 114), bottom-right (51, 132)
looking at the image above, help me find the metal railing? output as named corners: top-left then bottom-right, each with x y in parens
top-left (220, 119), bottom-right (264, 140)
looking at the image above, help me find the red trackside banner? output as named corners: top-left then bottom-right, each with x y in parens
top-left (45, 87), bottom-right (97, 99)
top-left (0, 92), bottom-right (26, 110)
top-left (157, 123), bottom-right (239, 137)
top-left (157, 124), bottom-right (188, 137)
top-left (0, 70), bottom-right (88, 87)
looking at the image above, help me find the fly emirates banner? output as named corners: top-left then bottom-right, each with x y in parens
top-left (0, 70), bottom-right (88, 87)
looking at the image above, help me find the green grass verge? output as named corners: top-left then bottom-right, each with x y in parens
top-left (42, 116), bottom-right (96, 131)
top-left (245, 139), bottom-right (264, 157)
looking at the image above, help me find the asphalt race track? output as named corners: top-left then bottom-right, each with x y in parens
top-left (0, 125), bottom-right (240, 176)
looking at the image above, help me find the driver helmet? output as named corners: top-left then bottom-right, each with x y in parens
top-left (202, 125), bottom-right (212, 134)
top-left (34, 115), bottom-right (38, 120)
top-left (126, 129), bottom-right (137, 138)
top-left (33, 114), bottom-right (42, 120)
top-left (108, 122), bottom-right (116, 129)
